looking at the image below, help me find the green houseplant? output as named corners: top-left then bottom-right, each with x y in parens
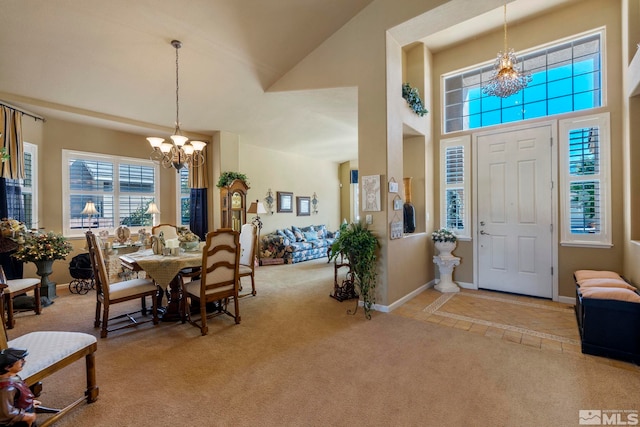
top-left (329, 222), bottom-right (379, 319)
top-left (216, 171), bottom-right (249, 188)
top-left (12, 230), bottom-right (74, 303)
top-left (402, 82), bottom-right (429, 117)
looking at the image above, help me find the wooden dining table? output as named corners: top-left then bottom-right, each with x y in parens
top-left (119, 248), bottom-right (202, 321)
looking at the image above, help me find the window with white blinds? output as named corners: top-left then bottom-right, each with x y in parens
top-left (440, 136), bottom-right (470, 239)
top-left (178, 167), bottom-right (190, 226)
top-left (559, 113), bottom-right (610, 246)
top-left (62, 150), bottom-right (160, 237)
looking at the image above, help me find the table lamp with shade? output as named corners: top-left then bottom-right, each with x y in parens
top-left (247, 200), bottom-right (267, 264)
top-left (81, 201), bottom-right (99, 230)
top-left (145, 202), bottom-right (160, 225)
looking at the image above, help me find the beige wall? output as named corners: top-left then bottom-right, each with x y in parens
top-left (19, 117), bottom-right (338, 288)
top-left (431, 0), bottom-right (624, 298)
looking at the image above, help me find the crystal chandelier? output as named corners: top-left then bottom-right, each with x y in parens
top-left (482, 4), bottom-right (532, 98)
top-left (147, 40), bottom-right (206, 171)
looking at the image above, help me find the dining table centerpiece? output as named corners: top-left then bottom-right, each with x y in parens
top-left (177, 226), bottom-right (200, 251)
top-left (11, 230), bottom-right (74, 304)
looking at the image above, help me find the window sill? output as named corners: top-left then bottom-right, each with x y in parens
top-left (560, 241), bottom-right (613, 248)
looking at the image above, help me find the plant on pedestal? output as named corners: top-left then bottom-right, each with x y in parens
top-left (11, 231), bottom-right (73, 304)
top-left (431, 228), bottom-right (457, 257)
top-left (329, 222), bottom-right (379, 319)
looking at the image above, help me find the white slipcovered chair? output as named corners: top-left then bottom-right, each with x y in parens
top-left (0, 266), bottom-right (41, 329)
top-left (238, 223), bottom-right (257, 297)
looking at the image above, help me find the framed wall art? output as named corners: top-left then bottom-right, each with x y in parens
top-left (297, 196), bottom-right (311, 216)
top-left (361, 174), bottom-right (381, 212)
top-left (277, 191), bottom-right (293, 213)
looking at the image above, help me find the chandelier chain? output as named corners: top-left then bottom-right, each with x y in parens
top-left (175, 41), bottom-right (181, 134)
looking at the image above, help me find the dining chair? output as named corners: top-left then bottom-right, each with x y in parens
top-left (238, 223), bottom-right (257, 297)
top-left (180, 228), bottom-right (241, 336)
top-left (86, 231), bottom-right (159, 338)
top-left (0, 266), bottom-right (41, 329)
top-left (151, 224), bottom-right (179, 240)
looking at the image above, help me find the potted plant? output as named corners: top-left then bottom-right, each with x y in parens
top-left (11, 230), bottom-right (73, 303)
top-left (216, 171), bottom-right (249, 188)
top-left (431, 228), bottom-right (457, 257)
top-left (329, 222), bottom-right (379, 319)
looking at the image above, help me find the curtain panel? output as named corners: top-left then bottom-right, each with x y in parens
top-left (0, 106), bottom-right (25, 180)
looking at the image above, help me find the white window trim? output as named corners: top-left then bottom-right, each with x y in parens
top-left (559, 112), bottom-right (611, 247)
top-left (440, 135), bottom-right (471, 240)
top-left (62, 150), bottom-right (160, 238)
top-left (23, 142), bottom-right (38, 229)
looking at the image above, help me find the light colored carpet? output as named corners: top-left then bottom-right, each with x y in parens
top-left (8, 258), bottom-right (640, 427)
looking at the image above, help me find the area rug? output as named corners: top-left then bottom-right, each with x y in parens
top-left (423, 290), bottom-right (580, 345)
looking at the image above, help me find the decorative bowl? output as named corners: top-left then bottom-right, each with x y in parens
top-left (180, 241), bottom-right (199, 251)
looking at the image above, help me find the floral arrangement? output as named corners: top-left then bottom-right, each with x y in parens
top-left (431, 228), bottom-right (457, 243)
top-left (402, 83), bottom-right (429, 117)
top-left (0, 218), bottom-right (26, 239)
top-left (12, 231), bottom-right (73, 263)
top-left (177, 227), bottom-right (199, 242)
top-left (216, 171), bottom-right (249, 188)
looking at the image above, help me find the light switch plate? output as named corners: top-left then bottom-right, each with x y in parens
top-left (366, 214), bottom-right (372, 224)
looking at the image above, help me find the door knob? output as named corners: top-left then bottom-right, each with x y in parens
top-left (480, 230), bottom-right (490, 235)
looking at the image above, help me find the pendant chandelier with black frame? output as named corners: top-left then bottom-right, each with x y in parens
top-left (147, 40), bottom-right (206, 171)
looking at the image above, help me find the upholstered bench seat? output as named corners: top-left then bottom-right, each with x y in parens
top-left (574, 270), bottom-right (640, 364)
top-left (2, 327), bottom-right (99, 427)
top-left (9, 331), bottom-right (97, 383)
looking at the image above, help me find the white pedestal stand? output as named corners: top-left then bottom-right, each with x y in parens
top-left (433, 255), bottom-right (461, 293)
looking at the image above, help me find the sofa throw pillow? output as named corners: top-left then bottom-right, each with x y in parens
top-left (303, 231), bottom-right (318, 241)
top-left (291, 226), bottom-right (305, 242)
top-left (315, 224), bottom-right (327, 239)
top-left (282, 228), bottom-right (296, 243)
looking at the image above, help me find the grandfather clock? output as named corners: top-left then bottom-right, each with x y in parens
top-left (220, 179), bottom-right (249, 232)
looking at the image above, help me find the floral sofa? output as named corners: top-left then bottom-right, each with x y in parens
top-left (260, 225), bottom-right (338, 264)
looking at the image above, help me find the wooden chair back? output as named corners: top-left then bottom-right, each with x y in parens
top-left (200, 229), bottom-right (240, 299)
top-left (86, 231), bottom-right (110, 301)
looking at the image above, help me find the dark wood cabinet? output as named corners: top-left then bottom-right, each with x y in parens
top-left (220, 179), bottom-right (249, 232)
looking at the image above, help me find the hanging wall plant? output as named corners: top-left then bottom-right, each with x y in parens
top-left (402, 83), bottom-right (429, 117)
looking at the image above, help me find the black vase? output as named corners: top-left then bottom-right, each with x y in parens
top-left (403, 177), bottom-right (416, 233)
top-left (403, 202), bottom-right (416, 233)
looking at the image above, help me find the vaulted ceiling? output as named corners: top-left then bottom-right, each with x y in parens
top-left (0, 0), bottom-right (575, 163)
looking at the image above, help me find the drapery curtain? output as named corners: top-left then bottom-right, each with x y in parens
top-left (0, 106), bottom-right (26, 279)
top-left (189, 189), bottom-right (207, 240)
top-left (0, 106), bottom-right (25, 180)
top-left (188, 146), bottom-right (208, 240)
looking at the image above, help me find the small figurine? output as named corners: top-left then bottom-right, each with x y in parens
top-left (0, 348), bottom-right (39, 427)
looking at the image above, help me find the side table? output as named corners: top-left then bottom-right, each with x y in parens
top-left (433, 255), bottom-right (461, 293)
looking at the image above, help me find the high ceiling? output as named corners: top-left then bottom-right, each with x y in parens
top-left (0, 0), bottom-right (575, 163)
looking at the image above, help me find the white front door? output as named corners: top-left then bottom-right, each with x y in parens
top-left (475, 125), bottom-right (553, 298)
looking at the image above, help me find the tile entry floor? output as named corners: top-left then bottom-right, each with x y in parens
top-left (392, 287), bottom-right (640, 372)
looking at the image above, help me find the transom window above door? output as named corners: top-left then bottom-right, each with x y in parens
top-left (442, 30), bottom-right (603, 133)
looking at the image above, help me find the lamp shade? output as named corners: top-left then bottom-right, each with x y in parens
top-left (248, 200), bottom-right (267, 215)
top-left (81, 201), bottom-right (99, 215)
top-left (145, 202), bottom-right (161, 215)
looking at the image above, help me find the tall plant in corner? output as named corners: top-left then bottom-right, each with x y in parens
top-left (402, 82), bottom-right (428, 117)
top-left (330, 222), bottom-right (379, 319)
